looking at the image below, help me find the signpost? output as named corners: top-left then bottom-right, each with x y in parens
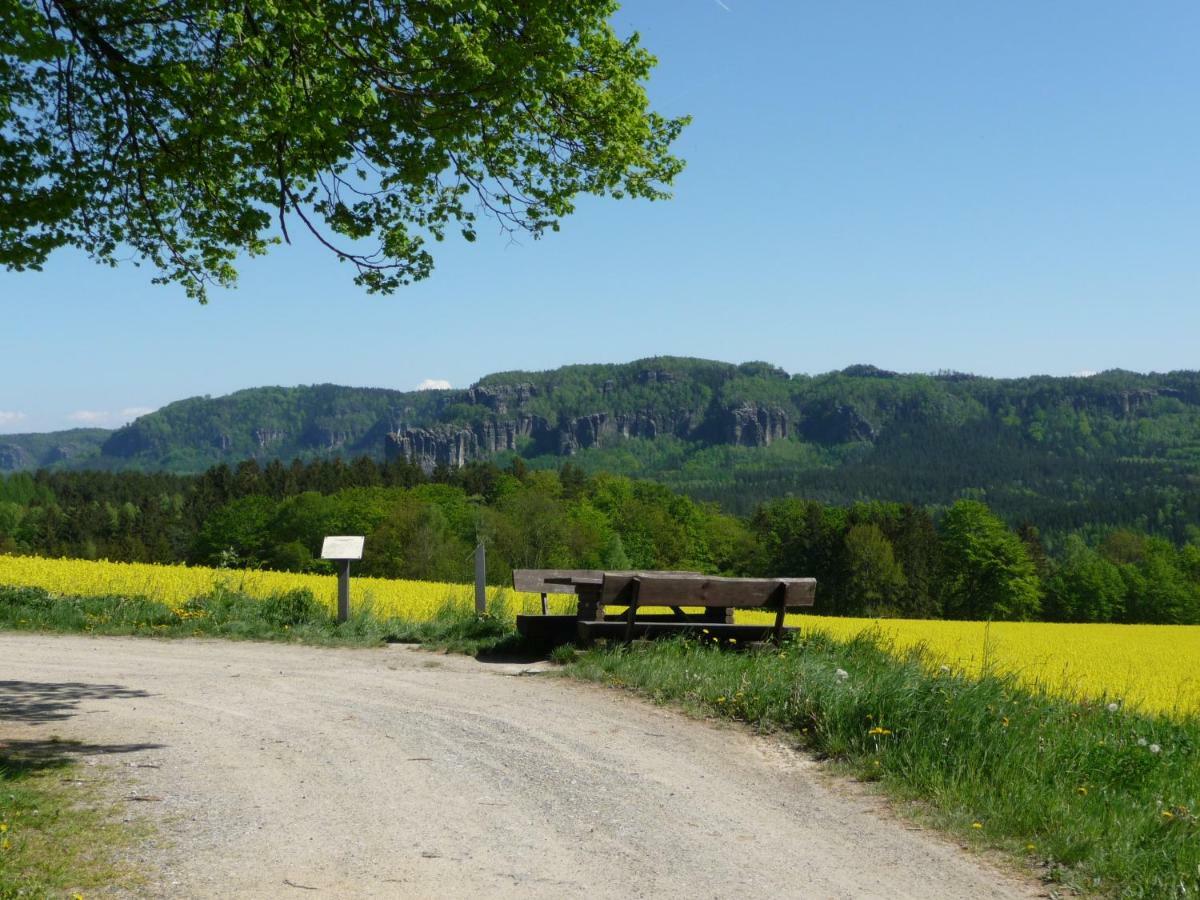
top-left (474, 540), bottom-right (487, 615)
top-left (321, 535), bottom-right (365, 623)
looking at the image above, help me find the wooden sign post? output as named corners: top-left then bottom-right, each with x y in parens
top-left (474, 540), bottom-right (487, 615)
top-left (321, 535), bottom-right (365, 623)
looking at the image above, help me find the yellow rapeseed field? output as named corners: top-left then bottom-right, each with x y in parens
top-left (744, 611), bottom-right (1200, 718)
top-left (0, 553), bottom-right (543, 620)
top-left (2, 554), bottom-right (1196, 716)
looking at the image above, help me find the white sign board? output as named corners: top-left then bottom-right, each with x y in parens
top-left (321, 535), bottom-right (365, 560)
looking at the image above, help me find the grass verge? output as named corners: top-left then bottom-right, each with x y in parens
top-left (565, 633), bottom-right (1198, 899)
top-left (0, 739), bottom-right (143, 898)
top-left (0, 584), bottom-right (522, 655)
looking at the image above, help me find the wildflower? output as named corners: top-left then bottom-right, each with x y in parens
top-left (1162, 810), bottom-right (1175, 820)
top-left (1137, 737), bottom-right (1148, 746)
top-left (971, 822), bottom-right (983, 830)
top-left (1149, 744), bottom-right (1161, 754)
top-left (867, 726), bottom-right (892, 736)
top-left (0, 823), bottom-right (7, 832)
top-left (835, 668), bottom-right (849, 682)
top-left (1106, 702), bottom-right (1120, 713)
top-left (1076, 786), bottom-right (1088, 796)
top-left (1025, 843), bottom-right (1036, 852)
top-left (715, 696), bottom-right (726, 704)
top-left (1000, 716), bottom-right (1009, 727)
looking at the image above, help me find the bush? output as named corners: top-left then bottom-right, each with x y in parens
top-left (259, 588), bottom-right (329, 628)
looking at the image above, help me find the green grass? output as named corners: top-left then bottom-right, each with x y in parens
top-left (565, 633), bottom-right (1199, 899)
top-left (0, 584), bottom-right (522, 655)
top-left (0, 740), bottom-right (144, 898)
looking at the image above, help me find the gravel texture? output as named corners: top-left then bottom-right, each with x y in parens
top-left (0, 633), bottom-right (1043, 898)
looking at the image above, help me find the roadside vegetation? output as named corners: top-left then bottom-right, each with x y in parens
top-left (0, 739), bottom-right (141, 897)
top-left (0, 584), bottom-right (518, 656)
top-left (565, 634), bottom-right (1198, 899)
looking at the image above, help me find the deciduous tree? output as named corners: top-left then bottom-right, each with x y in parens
top-left (1, 1), bottom-right (687, 300)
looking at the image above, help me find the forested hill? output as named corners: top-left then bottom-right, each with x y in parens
top-left (5, 358), bottom-right (1200, 538)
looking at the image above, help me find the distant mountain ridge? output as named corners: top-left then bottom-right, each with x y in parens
top-left (5, 357), bottom-right (1200, 534)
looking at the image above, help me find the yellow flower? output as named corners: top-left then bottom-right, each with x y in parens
top-left (0, 822), bottom-right (7, 832)
top-left (1162, 810), bottom-right (1175, 820)
top-left (1, 838), bottom-right (10, 851)
top-left (1024, 843), bottom-right (1036, 852)
top-left (971, 822), bottom-right (983, 830)
top-left (1076, 786), bottom-right (1088, 796)
top-left (715, 696), bottom-right (726, 703)
top-left (867, 726), bottom-right (892, 736)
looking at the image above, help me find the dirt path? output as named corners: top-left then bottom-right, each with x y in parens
top-left (0, 633), bottom-right (1042, 899)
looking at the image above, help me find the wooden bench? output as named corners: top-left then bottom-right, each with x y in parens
top-left (583, 572), bottom-right (817, 644)
top-left (512, 569), bottom-right (817, 646)
top-left (512, 568), bottom-right (705, 615)
top-left (512, 568), bottom-right (603, 615)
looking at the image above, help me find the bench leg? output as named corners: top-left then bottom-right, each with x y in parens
top-left (624, 602), bottom-right (638, 643)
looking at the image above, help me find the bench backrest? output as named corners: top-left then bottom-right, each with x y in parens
top-left (512, 569), bottom-right (603, 595)
top-left (601, 573), bottom-right (817, 610)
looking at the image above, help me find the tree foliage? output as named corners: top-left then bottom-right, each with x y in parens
top-left (1, 1), bottom-right (687, 299)
top-left (3, 457), bottom-right (1200, 624)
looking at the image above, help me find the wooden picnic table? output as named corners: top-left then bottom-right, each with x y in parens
top-left (513, 568), bottom-right (817, 646)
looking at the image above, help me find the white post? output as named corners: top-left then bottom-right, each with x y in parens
top-left (474, 540), bottom-right (487, 615)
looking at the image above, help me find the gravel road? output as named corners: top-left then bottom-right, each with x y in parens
top-left (0, 633), bottom-right (1041, 899)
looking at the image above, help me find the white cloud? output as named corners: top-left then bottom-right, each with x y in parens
top-left (120, 406), bottom-right (156, 419)
top-left (0, 411), bottom-right (26, 426)
top-left (417, 379), bottom-right (452, 391)
top-left (68, 410), bottom-right (111, 423)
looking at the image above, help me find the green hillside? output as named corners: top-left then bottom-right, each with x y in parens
top-left (4, 358), bottom-right (1200, 537)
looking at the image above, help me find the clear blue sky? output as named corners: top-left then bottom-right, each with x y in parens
top-left (3, 1), bottom-right (1198, 434)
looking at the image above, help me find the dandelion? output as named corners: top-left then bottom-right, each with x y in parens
top-left (1162, 809), bottom-right (1175, 820)
top-left (1149, 744), bottom-right (1161, 754)
top-left (971, 822), bottom-right (983, 830)
top-left (1106, 702), bottom-right (1120, 712)
top-left (715, 696), bottom-right (726, 704)
top-left (835, 668), bottom-right (849, 682)
top-left (1076, 786), bottom-right (1088, 796)
top-left (1137, 737), bottom-right (1148, 747)
top-left (0, 822), bottom-right (7, 832)
top-left (867, 726), bottom-right (893, 736)
top-left (1025, 843), bottom-right (1036, 852)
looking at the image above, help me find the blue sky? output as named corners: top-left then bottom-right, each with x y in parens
top-left (3, 1), bottom-right (1198, 434)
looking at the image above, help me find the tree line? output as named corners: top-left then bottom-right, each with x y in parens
top-left (2, 456), bottom-right (1198, 624)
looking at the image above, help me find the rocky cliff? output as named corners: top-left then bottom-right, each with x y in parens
top-left (6, 359), bottom-right (1200, 475)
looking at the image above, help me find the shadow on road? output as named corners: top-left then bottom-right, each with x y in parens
top-left (1, 736), bottom-right (165, 776)
top-left (0, 679), bottom-right (152, 725)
